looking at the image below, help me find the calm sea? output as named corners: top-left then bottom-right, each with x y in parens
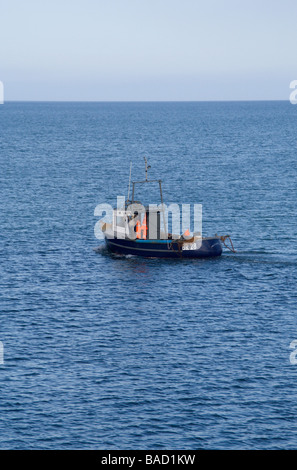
top-left (1, 101), bottom-right (297, 449)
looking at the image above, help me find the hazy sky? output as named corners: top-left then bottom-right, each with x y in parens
top-left (1, 0), bottom-right (296, 100)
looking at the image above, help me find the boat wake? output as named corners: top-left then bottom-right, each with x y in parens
top-left (222, 250), bottom-right (297, 266)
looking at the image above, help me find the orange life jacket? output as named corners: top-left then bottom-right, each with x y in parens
top-left (136, 215), bottom-right (148, 239)
top-left (136, 220), bottom-right (141, 239)
top-left (140, 214), bottom-right (148, 239)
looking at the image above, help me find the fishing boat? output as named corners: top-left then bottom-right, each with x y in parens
top-left (100, 158), bottom-right (235, 259)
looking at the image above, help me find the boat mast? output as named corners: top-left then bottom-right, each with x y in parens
top-left (127, 161), bottom-right (132, 202)
top-left (130, 157), bottom-right (167, 237)
top-left (144, 156), bottom-right (151, 181)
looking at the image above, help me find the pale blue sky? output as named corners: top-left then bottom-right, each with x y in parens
top-left (0, 0), bottom-right (296, 100)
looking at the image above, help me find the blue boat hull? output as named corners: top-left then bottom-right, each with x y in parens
top-left (105, 237), bottom-right (222, 258)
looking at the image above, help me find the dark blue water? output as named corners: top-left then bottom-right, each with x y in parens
top-left (1, 101), bottom-right (297, 449)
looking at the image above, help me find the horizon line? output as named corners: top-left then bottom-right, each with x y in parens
top-left (3, 99), bottom-right (289, 103)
